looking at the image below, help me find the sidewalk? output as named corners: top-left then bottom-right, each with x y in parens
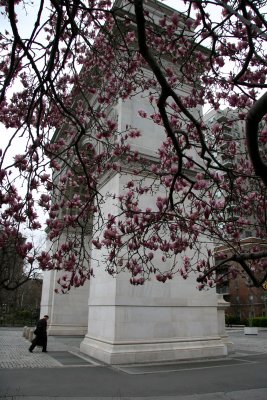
top-left (0, 327), bottom-right (100, 369)
top-left (1, 327), bottom-right (267, 399)
top-left (2, 327), bottom-right (267, 369)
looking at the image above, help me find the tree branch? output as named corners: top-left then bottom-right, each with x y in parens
top-left (246, 91), bottom-right (267, 187)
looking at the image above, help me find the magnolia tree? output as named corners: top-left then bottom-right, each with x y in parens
top-left (0, 0), bottom-right (266, 293)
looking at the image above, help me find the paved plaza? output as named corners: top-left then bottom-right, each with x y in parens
top-left (0, 327), bottom-right (267, 399)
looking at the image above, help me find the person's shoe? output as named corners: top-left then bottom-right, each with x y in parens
top-left (29, 349), bottom-right (33, 353)
top-left (42, 350), bottom-right (47, 352)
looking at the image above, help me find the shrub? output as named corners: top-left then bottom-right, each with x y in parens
top-left (251, 317), bottom-right (267, 327)
top-left (225, 315), bottom-right (242, 326)
top-left (15, 310), bottom-right (32, 320)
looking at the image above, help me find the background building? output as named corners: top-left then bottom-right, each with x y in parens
top-left (0, 277), bottom-right (43, 326)
top-left (215, 239), bottom-right (267, 323)
top-left (205, 108), bottom-right (267, 323)
top-left (0, 230), bottom-right (43, 326)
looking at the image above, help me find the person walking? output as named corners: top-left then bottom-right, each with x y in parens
top-left (29, 315), bottom-right (49, 353)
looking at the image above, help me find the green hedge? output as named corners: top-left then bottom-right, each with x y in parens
top-left (0, 310), bottom-right (38, 327)
top-left (251, 317), bottom-right (267, 327)
top-left (225, 315), bottom-right (243, 325)
top-left (226, 316), bottom-right (267, 327)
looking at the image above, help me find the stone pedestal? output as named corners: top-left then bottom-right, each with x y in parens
top-left (217, 294), bottom-right (234, 353)
top-left (80, 172), bottom-right (230, 364)
top-left (244, 327), bottom-right (258, 335)
top-left (81, 286), bottom-right (229, 364)
top-left (40, 269), bottom-right (89, 336)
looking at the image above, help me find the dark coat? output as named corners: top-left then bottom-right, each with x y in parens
top-left (33, 318), bottom-right (47, 346)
